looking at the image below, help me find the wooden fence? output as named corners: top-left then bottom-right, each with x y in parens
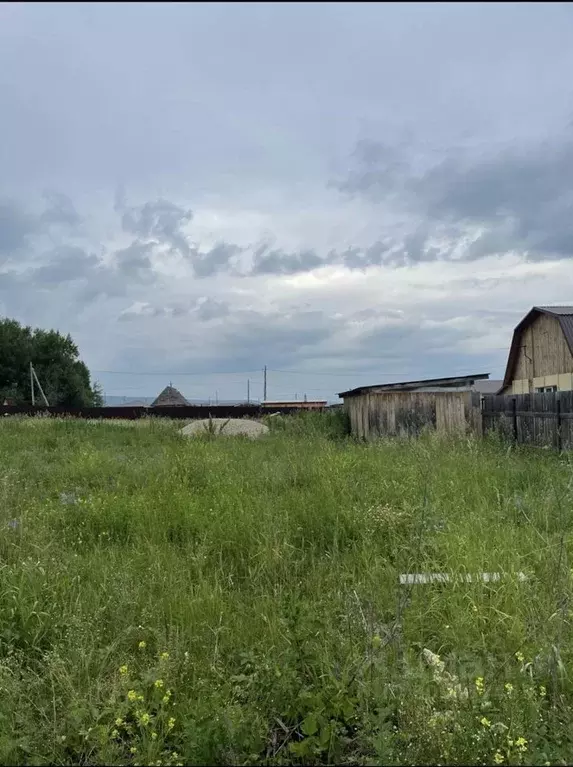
top-left (0, 404), bottom-right (322, 420)
top-left (481, 390), bottom-right (573, 450)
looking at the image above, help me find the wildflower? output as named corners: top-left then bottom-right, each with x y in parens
top-left (111, 729), bottom-right (119, 738)
top-left (372, 634), bottom-right (382, 649)
top-left (115, 717), bottom-right (124, 727)
top-left (130, 746), bottom-right (138, 754)
top-left (539, 685), bottom-right (547, 697)
top-left (127, 689), bottom-right (138, 702)
top-left (138, 641), bottom-right (146, 650)
top-left (480, 717), bottom-right (491, 728)
top-left (515, 737), bottom-right (528, 753)
top-left (422, 648), bottom-right (445, 674)
top-left (515, 651), bottom-right (525, 663)
top-left (151, 731), bottom-right (158, 740)
top-left (504, 682), bottom-right (513, 695)
top-left (160, 652), bottom-right (170, 661)
top-left (475, 676), bottom-right (485, 695)
top-left (167, 717), bottom-right (176, 731)
top-left (119, 665), bottom-right (128, 675)
top-left (154, 679), bottom-right (164, 688)
top-left (162, 690), bottom-right (172, 704)
top-left (139, 712), bottom-right (151, 726)
top-left (494, 751), bottom-right (505, 764)
top-left (446, 687), bottom-right (457, 698)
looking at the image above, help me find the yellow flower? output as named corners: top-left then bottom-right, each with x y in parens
top-left (130, 747), bottom-right (138, 754)
top-left (515, 651), bottom-right (525, 663)
top-left (475, 677), bottom-right (485, 695)
top-left (119, 665), bottom-right (128, 675)
top-left (167, 717), bottom-right (176, 731)
top-left (539, 685), bottom-right (547, 697)
top-left (494, 752), bottom-right (504, 765)
top-left (162, 690), bottom-right (172, 704)
top-left (480, 717), bottom-right (491, 728)
top-left (515, 737), bottom-right (528, 753)
top-left (160, 652), bottom-right (170, 661)
top-left (138, 712), bottom-right (151, 726)
top-left (154, 679), bottom-right (164, 688)
top-left (372, 634), bottom-right (381, 649)
top-left (127, 690), bottom-right (138, 702)
top-left (151, 731), bottom-right (158, 740)
top-left (111, 729), bottom-right (119, 738)
top-left (504, 682), bottom-right (513, 694)
top-left (138, 640), bottom-right (146, 649)
top-left (115, 717), bottom-right (124, 727)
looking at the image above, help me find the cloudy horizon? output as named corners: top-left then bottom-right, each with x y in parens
top-left (2, 2), bottom-right (573, 402)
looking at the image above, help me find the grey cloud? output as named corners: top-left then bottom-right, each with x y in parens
top-left (120, 198), bottom-right (194, 257)
top-left (193, 243), bottom-right (242, 278)
top-left (40, 191), bottom-right (82, 229)
top-left (29, 245), bottom-right (99, 284)
top-left (114, 240), bottom-right (155, 279)
top-left (0, 200), bottom-right (38, 262)
top-left (195, 298), bottom-right (230, 321)
top-left (336, 133), bottom-right (573, 262)
top-left (251, 246), bottom-right (323, 276)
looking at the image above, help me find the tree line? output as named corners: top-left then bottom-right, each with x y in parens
top-left (0, 318), bottom-right (102, 407)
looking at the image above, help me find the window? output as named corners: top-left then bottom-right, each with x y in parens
top-left (535, 386), bottom-right (557, 393)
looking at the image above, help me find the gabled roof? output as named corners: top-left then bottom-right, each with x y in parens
top-left (501, 306), bottom-right (573, 391)
top-left (339, 373), bottom-right (490, 398)
top-left (150, 385), bottom-right (189, 407)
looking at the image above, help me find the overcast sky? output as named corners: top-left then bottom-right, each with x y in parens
top-left (2, 2), bottom-right (573, 402)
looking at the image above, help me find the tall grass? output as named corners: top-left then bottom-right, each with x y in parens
top-left (0, 415), bottom-right (572, 765)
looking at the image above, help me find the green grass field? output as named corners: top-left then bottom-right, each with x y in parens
top-left (1, 413), bottom-right (573, 766)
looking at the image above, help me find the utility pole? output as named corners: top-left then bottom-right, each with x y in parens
top-left (263, 365), bottom-right (267, 402)
top-left (247, 379), bottom-right (250, 404)
top-left (31, 365), bottom-right (49, 406)
top-left (30, 362), bottom-right (35, 406)
top-left (215, 390), bottom-right (219, 405)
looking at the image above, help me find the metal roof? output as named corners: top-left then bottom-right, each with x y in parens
top-left (501, 306), bottom-right (573, 390)
top-left (338, 373), bottom-right (490, 398)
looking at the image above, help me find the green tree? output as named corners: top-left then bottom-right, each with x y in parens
top-left (0, 317), bottom-right (102, 407)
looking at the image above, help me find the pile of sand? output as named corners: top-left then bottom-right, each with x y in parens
top-left (179, 418), bottom-right (269, 439)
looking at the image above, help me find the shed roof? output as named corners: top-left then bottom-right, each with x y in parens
top-left (338, 373), bottom-right (490, 398)
top-left (501, 306), bottom-right (573, 390)
top-left (150, 385), bottom-right (189, 407)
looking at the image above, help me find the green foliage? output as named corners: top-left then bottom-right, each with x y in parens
top-left (0, 317), bottom-right (100, 406)
top-left (1, 418), bottom-right (573, 764)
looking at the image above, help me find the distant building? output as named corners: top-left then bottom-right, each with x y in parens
top-left (499, 306), bottom-right (573, 394)
top-left (150, 385), bottom-right (189, 407)
top-left (261, 400), bottom-right (327, 410)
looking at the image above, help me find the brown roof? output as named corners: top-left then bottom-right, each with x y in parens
top-left (150, 385), bottom-right (189, 407)
top-left (501, 306), bottom-right (573, 391)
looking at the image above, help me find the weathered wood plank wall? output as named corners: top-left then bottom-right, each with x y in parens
top-left (344, 391), bottom-right (481, 441)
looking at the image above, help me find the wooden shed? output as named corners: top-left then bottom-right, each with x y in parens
top-left (338, 374), bottom-right (486, 440)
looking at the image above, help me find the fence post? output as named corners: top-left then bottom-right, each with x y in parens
top-left (512, 397), bottom-right (518, 443)
top-left (556, 395), bottom-right (562, 452)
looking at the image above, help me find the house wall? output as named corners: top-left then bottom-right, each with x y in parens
top-left (344, 391), bottom-right (481, 441)
top-left (509, 314), bottom-right (573, 394)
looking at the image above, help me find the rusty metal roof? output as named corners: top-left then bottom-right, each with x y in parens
top-left (338, 373), bottom-right (490, 398)
top-left (501, 306), bottom-right (573, 391)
